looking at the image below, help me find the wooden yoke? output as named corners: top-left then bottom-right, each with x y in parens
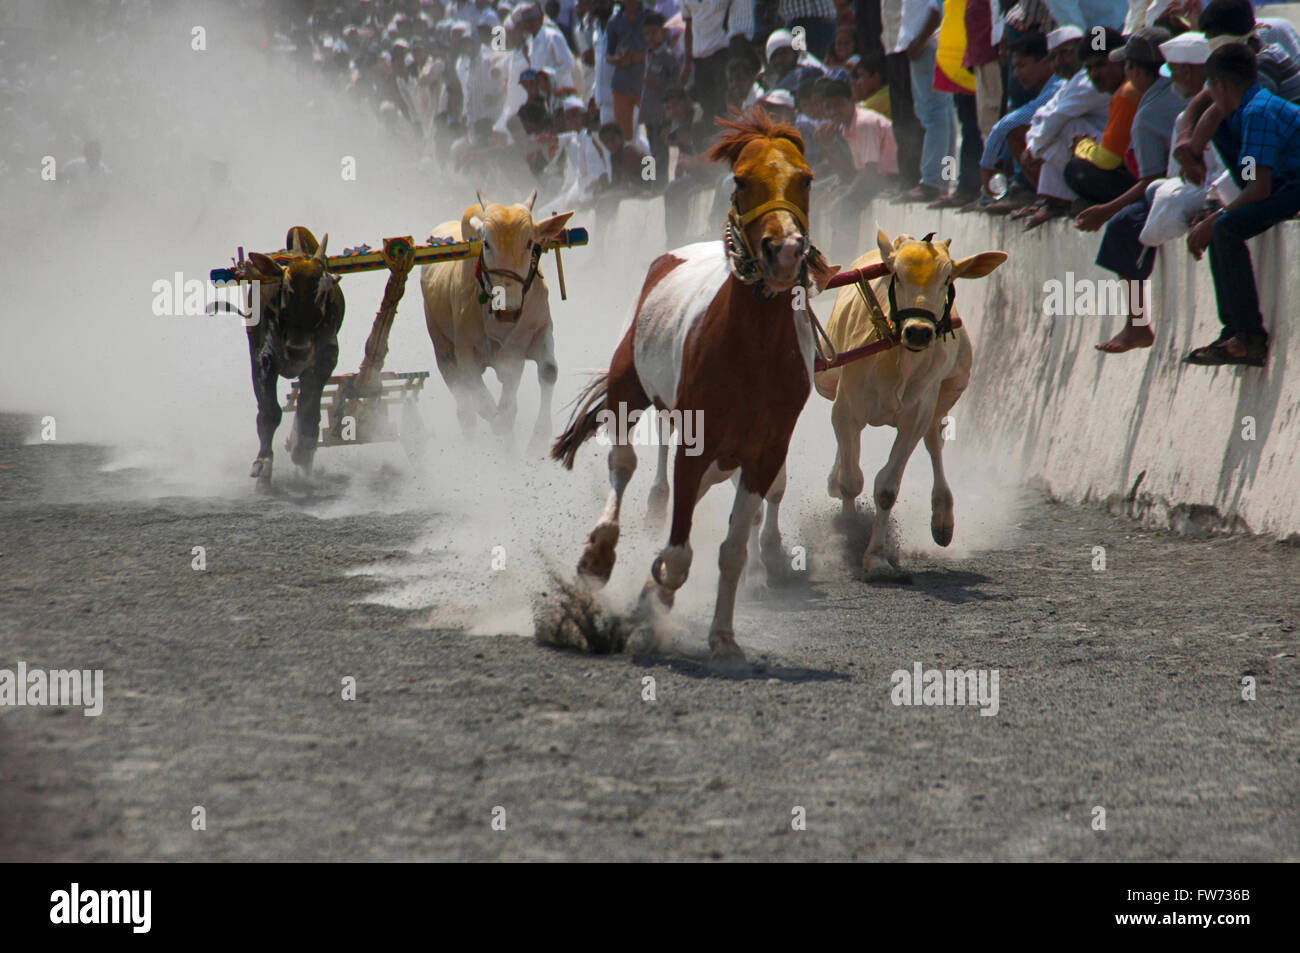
top-left (355, 236), bottom-right (416, 396)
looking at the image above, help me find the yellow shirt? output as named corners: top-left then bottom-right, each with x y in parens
top-left (860, 85), bottom-right (891, 120)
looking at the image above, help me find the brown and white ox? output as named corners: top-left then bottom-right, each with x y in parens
top-left (552, 110), bottom-right (836, 666)
top-left (814, 230), bottom-right (1005, 577)
top-left (245, 227), bottom-right (344, 486)
top-left (420, 190), bottom-right (572, 453)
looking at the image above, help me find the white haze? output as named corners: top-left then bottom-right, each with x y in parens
top-left (1, 0), bottom-right (1029, 646)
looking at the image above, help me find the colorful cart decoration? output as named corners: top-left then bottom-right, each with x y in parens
top-left (212, 227), bottom-right (589, 449)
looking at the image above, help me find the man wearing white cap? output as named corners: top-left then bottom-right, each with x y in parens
top-left (1080, 27), bottom-right (1190, 353)
top-left (1014, 27), bottom-right (1111, 224)
top-left (759, 87), bottom-right (798, 122)
top-left (1135, 30), bottom-right (1226, 247)
top-left (461, 10), bottom-right (509, 129)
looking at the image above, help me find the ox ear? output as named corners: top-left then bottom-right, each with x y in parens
top-left (468, 215), bottom-right (485, 236)
top-left (876, 228), bottom-right (894, 268)
top-left (952, 251), bottom-right (1008, 280)
top-left (248, 252), bottom-right (283, 278)
top-left (521, 189), bottom-right (538, 212)
top-left (533, 210), bottom-right (574, 243)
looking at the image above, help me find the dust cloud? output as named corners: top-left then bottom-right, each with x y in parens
top-left (0, 0), bottom-right (1025, 647)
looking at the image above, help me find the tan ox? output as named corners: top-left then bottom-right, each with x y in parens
top-left (814, 230), bottom-right (1006, 578)
top-left (421, 189), bottom-right (572, 452)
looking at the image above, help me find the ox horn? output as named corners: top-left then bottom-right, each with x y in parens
top-left (475, 188), bottom-right (489, 216)
top-left (522, 189), bottom-right (537, 213)
top-left (314, 233), bottom-right (329, 262)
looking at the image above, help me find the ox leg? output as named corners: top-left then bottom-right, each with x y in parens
top-left (709, 481), bottom-right (765, 665)
top-left (492, 356), bottom-right (525, 442)
top-left (290, 339), bottom-right (338, 475)
top-left (577, 442), bottom-right (637, 586)
top-left (647, 442), bottom-right (670, 526)
top-left (925, 373), bottom-right (965, 547)
top-left (925, 416), bottom-right (955, 547)
top-left (249, 343), bottom-right (281, 484)
top-left (864, 400), bottom-right (934, 578)
top-left (430, 326), bottom-right (476, 438)
top-left (828, 391), bottom-right (866, 521)
top-left (527, 328), bottom-right (557, 457)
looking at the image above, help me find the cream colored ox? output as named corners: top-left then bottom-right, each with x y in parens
top-left (814, 230), bottom-right (1006, 578)
top-left (421, 190), bottom-right (572, 452)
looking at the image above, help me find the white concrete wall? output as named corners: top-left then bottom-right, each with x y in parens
top-left (864, 201), bottom-right (1300, 539)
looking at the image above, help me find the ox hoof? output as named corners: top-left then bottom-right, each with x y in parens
top-left (526, 434), bottom-right (551, 459)
top-left (707, 634), bottom-right (750, 673)
top-left (863, 554), bottom-right (912, 584)
top-left (249, 457), bottom-right (273, 480)
top-left (931, 519), bottom-right (954, 547)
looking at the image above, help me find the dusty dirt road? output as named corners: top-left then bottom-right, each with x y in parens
top-left (1, 411), bottom-right (1297, 862)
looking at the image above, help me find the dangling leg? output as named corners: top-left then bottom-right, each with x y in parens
top-left (577, 441), bottom-right (637, 586)
top-left (927, 341), bottom-right (969, 547)
top-left (639, 449), bottom-right (710, 614)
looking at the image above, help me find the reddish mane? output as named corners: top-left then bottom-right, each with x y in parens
top-left (705, 106), bottom-right (806, 167)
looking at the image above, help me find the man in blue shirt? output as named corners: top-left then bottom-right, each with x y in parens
top-left (1186, 44), bottom-right (1300, 366)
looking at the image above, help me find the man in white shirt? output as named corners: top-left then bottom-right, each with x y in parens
top-left (520, 2), bottom-right (578, 93)
top-left (680, 0), bottom-right (748, 128)
top-left (1021, 29), bottom-right (1111, 217)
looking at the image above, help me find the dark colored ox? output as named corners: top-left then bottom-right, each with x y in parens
top-left (244, 227), bottom-right (344, 484)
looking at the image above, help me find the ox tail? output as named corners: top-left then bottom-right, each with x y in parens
top-left (551, 373), bottom-right (609, 470)
top-left (813, 366), bottom-right (840, 402)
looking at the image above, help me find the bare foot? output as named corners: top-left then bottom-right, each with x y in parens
top-left (1023, 203), bottom-right (1066, 230)
top-left (1096, 324), bottom-right (1155, 353)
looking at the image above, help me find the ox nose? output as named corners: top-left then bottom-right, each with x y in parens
top-left (903, 323), bottom-right (934, 348)
top-left (761, 234), bottom-right (807, 272)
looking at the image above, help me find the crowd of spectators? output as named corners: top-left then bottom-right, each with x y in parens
top-left (256, 0), bottom-right (1300, 367)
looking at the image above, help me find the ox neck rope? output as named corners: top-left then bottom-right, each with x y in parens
top-left (722, 193), bottom-right (818, 300)
top-left (474, 241), bottom-right (543, 319)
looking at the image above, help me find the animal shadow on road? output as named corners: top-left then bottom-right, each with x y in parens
top-left (832, 507), bottom-right (997, 604)
top-left (630, 652), bottom-right (850, 684)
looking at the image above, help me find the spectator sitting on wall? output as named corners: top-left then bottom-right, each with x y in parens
top-left (973, 30), bottom-right (1060, 212)
top-left (1063, 29), bottom-right (1147, 211)
top-left (1081, 27), bottom-right (1189, 354)
top-left (1184, 43), bottom-right (1300, 367)
top-left (1015, 29), bottom-right (1114, 229)
top-left (1172, 0), bottom-right (1300, 192)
